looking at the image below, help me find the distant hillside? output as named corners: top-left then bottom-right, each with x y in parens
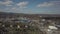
top-left (0, 12), bottom-right (60, 18)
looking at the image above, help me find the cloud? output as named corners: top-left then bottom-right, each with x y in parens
top-left (37, 1), bottom-right (60, 8)
top-left (37, 2), bottom-right (53, 7)
top-left (0, 0), bottom-right (13, 6)
top-left (0, 1), bottom-right (29, 13)
top-left (11, 7), bottom-right (17, 10)
top-left (17, 1), bottom-right (28, 8)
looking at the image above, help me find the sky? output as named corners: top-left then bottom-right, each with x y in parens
top-left (0, 0), bottom-right (60, 14)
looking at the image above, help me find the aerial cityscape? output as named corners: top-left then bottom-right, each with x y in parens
top-left (0, 12), bottom-right (60, 34)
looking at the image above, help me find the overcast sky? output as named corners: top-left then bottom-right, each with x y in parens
top-left (0, 0), bottom-right (60, 14)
